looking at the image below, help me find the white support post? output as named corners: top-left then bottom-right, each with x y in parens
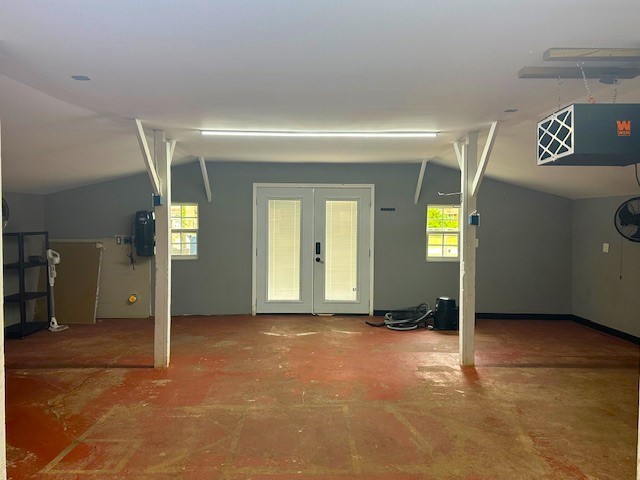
top-left (459, 132), bottom-right (478, 366)
top-left (154, 130), bottom-right (171, 368)
top-left (471, 121), bottom-right (499, 197)
top-left (453, 141), bottom-right (463, 170)
top-left (0, 118), bottom-right (8, 480)
top-left (134, 119), bottom-right (161, 195)
top-left (414, 159), bottom-right (428, 205)
top-left (198, 156), bottom-right (212, 203)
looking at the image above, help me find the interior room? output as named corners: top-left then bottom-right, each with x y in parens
top-left (0, 2), bottom-right (638, 479)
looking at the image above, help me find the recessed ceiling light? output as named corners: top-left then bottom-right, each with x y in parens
top-left (200, 130), bottom-right (438, 138)
top-left (71, 75), bottom-right (91, 81)
top-left (504, 108), bottom-right (518, 113)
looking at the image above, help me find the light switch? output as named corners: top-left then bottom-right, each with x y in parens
top-left (602, 243), bottom-right (609, 253)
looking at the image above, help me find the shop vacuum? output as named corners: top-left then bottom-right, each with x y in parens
top-left (366, 297), bottom-right (459, 331)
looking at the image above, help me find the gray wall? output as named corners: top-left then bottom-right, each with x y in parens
top-left (572, 196), bottom-right (640, 336)
top-left (45, 174), bottom-right (153, 239)
top-left (44, 161), bottom-right (573, 316)
top-left (3, 191), bottom-right (46, 233)
top-left (476, 177), bottom-right (573, 313)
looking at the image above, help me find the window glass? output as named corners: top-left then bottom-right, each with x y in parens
top-left (171, 203), bottom-right (198, 258)
top-left (426, 205), bottom-right (460, 261)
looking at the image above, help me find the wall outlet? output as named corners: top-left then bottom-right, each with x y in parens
top-left (602, 242), bottom-right (609, 253)
top-left (115, 235), bottom-right (133, 245)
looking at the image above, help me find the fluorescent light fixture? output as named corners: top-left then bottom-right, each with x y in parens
top-left (200, 130), bottom-right (438, 138)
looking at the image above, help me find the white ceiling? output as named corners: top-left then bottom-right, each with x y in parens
top-left (0, 0), bottom-right (639, 197)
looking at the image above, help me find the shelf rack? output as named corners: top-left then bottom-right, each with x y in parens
top-left (3, 231), bottom-right (50, 338)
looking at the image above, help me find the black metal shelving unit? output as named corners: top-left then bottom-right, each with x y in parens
top-left (3, 231), bottom-right (50, 338)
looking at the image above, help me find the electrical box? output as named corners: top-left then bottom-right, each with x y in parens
top-left (537, 104), bottom-right (640, 166)
top-left (134, 210), bottom-right (155, 256)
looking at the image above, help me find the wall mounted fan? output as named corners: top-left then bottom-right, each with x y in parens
top-left (2, 197), bottom-right (8, 228)
top-left (614, 196), bottom-right (640, 242)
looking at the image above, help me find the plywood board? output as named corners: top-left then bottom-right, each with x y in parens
top-left (36, 241), bottom-right (102, 324)
top-left (96, 238), bottom-right (151, 318)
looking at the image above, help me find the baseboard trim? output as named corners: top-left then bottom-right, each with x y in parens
top-left (374, 311), bottom-right (572, 320)
top-left (476, 313), bottom-right (572, 320)
top-left (569, 315), bottom-right (640, 345)
top-left (373, 310), bottom-right (639, 344)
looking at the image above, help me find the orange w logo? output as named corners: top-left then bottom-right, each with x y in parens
top-left (617, 120), bottom-right (631, 136)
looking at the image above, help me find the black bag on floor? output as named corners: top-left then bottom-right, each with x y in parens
top-left (433, 297), bottom-right (459, 330)
top-left (366, 297), bottom-right (459, 331)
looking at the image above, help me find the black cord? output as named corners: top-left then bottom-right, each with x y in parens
top-left (128, 222), bottom-right (136, 270)
top-left (635, 163), bottom-right (640, 189)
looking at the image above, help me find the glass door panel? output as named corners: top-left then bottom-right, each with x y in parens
top-left (255, 185), bottom-right (371, 315)
top-left (255, 188), bottom-right (313, 313)
top-left (313, 188), bottom-right (371, 314)
top-left (267, 199), bottom-right (302, 301)
top-left (324, 200), bottom-right (358, 302)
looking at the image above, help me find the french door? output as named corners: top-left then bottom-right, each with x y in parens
top-left (253, 185), bottom-right (373, 315)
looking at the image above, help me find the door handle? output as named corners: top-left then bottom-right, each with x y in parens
top-left (315, 242), bottom-right (321, 255)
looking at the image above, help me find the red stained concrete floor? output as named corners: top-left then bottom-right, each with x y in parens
top-left (4, 316), bottom-right (639, 480)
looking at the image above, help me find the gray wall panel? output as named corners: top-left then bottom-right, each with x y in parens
top-left (3, 191), bottom-right (46, 233)
top-left (572, 196), bottom-right (640, 336)
top-left (476, 178), bottom-right (573, 314)
top-left (45, 174), bottom-right (153, 239)
top-left (42, 161), bottom-right (573, 316)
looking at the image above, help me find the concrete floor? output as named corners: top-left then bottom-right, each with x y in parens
top-left (4, 316), bottom-right (639, 480)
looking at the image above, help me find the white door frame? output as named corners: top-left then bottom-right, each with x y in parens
top-left (252, 183), bottom-right (375, 316)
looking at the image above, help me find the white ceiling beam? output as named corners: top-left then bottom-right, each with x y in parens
top-left (168, 139), bottom-right (176, 164)
top-left (543, 47), bottom-right (640, 62)
top-left (471, 121), bottom-right (499, 197)
top-left (198, 156), bottom-right (212, 203)
top-left (134, 119), bottom-right (161, 195)
top-left (413, 159), bottom-right (428, 205)
top-left (453, 141), bottom-right (463, 170)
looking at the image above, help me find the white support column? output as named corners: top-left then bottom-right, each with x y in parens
top-left (154, 130), bottom-right (171, 368)
top-left (198, 156), bottom-right (212, 203)
top-left (413, 159), bottom-right (428, 205)
top-left (472, 121), bottom-right (499, 197)
top-left (134, 119), bottom-right (161, 195)
top-left (459, 132), bottom-right (478, 366)
top-left (0, 118), bottom-right (8, 480)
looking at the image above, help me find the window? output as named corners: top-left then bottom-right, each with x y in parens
top-left (171, 203), bottom-right (198, 258)
top-left (426, 204), bottom-right (460, 261)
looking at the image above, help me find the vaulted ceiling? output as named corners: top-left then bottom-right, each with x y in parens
top-left (0, 1), bottom-right (639, 197)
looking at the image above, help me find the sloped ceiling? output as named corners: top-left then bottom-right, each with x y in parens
top-left (0, 0), bottom-right (639, 197)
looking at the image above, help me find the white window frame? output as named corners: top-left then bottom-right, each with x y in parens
top-left (426, 204), bottom-right (460, 262)
top-left (171, 202), bottom-right (199, 260)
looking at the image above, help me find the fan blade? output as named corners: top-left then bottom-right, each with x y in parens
top-left (618, 204), bottom-right (640, 226)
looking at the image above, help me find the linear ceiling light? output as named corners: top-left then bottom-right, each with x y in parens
top-left (200, 130), bottom-right (438, 138)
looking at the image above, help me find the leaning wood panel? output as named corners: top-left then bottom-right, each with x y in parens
top-left (36, 242), bottom-right (102, 324)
